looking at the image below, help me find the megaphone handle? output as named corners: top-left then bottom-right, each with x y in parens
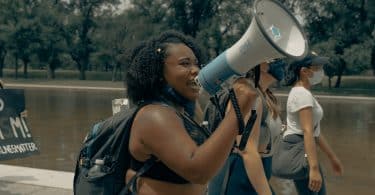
top-left (238, 110), bottom-right (257, 151)
top-left (228, 89), bottom-right (245, 135)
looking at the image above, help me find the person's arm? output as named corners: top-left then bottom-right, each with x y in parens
top-left (240, 98), bottom-right (272, 195)
top-left (317, 133), bottom-right (344, 176)
top-left (299, 106), bottom-right (322, 192)
top-left (131, 82), bottom-right (257, 184)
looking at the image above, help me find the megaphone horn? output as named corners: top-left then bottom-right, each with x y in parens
top-left (196, 0), bottom-right (309, 95)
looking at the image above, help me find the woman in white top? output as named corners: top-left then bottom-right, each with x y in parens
top-left (282, 53), bottom-right (344, 195)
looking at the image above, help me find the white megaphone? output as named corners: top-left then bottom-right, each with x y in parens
top-left (196, 0), bottom-right (309, 95)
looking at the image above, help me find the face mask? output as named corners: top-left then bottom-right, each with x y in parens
top-left (268, 61), bottom-right (286, 81)
top-left (308, 69), bottom-right (324, 85)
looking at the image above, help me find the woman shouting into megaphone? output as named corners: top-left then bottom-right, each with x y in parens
top-left (124, 30), bottom-right (259, 195)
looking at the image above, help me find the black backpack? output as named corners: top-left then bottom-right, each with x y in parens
top-left (73, 102), bottom-right (155, 195)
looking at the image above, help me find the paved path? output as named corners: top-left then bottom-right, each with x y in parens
top-left (0, 181), bottom-right (72, 195)
top-left (0, 164), bottom-right (73, 195)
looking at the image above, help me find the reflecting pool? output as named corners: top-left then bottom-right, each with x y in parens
top-left (2, 88), bottom-right (374, 195)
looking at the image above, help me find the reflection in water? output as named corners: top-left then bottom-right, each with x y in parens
top-left (1, 88), bottom-right (374, 195)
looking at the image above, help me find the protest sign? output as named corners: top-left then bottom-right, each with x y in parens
top-left (0, 89), bottom-right (39, 160)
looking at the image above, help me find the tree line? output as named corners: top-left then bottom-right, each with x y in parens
top-left (0, 0), bottom-right (373, 87)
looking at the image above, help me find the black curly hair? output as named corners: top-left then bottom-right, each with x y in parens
top-left (125, 30), bottom-right (205, 104)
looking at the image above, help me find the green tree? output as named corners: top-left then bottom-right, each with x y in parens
top-left (313, 39), bottom-right (338, 88)
top-left (11, 24), bottom-right (40, 79)
top-left (166, 0), bottom-right (218, 37)
top-left (367, 0), bottom-right (375, 75)
top-left (128, 0), bottom-right (254, 60)
top-left (0, 0), bottom-right (11, 77)
top-left (297, 0), bottom-right (374, 87)
top-left (63, 0), bottom-right (120, 80)
top-left (34, 0), bottom-right (67, 79)
top-left (101, 2), bottom-right (169, 77)
top-left (196, 0), bottom-right (253, 59)
top-left (92, 13), bottom-right (141, 81)
top-left (0, 0), bottom-right (23, 78)
top-left (2, 0), bottom-right (43, 79)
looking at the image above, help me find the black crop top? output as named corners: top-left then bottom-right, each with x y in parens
top-left (130, 104), bottom-right (211, 184)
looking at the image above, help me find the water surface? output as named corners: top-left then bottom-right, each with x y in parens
top-left (2, 88), bottom-right (374, 195)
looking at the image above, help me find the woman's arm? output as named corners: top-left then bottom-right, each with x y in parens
top-left (130, 82), bottom-right (257, 184)
top-left (240, 98), bottom-right (272, 195)
top-left (299, 107), bottom-right (322, 192)
top-left (317, 133), bottom-right (344, 176)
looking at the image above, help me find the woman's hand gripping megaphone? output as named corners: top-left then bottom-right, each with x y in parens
top-left (223, 77), bottom-right (258, 152)
top-left (226, 77), bottom-right (258, 129)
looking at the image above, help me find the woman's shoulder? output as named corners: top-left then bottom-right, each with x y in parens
top-left (234, 77), bottom-right (256, 89)
top-left (136, 103), bottom-right (179, 120)
top-left (289, 86), bottom-right (312, 97)
top-left (287, 86), bottom-right (314, 111)
top-left (132, 103), bottom-right (184, 135)
top-left (233, 77), bottom-right (258, 97)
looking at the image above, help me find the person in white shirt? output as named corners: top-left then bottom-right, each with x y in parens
top-left (281, 53), bottom-right (344, 195)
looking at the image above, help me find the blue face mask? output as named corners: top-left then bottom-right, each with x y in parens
top-left (162, 85), bottom-right (196, 117)
top-left (268, 60), bottom-right (286, 81)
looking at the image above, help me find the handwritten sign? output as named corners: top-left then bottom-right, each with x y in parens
top-left (0, 89), bottom-right (39, 160)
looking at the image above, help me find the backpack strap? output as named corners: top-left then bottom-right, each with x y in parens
top-left (119, 156), bottom-right (157, 195)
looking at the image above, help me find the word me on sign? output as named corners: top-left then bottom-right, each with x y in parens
top-left (0, 89), bottom-right (39, 160)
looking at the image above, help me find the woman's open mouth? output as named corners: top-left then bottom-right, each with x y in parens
top-left (188, 80), bottom-right (200, 91)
